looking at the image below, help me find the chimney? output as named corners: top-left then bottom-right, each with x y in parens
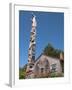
top-left (60, 52), bottom-right (64, 60)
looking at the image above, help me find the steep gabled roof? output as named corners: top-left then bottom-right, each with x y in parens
top-left (35, 53), bottom-right (64, 62)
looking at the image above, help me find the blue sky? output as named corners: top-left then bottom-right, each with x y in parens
top-left (19, 10), bottom-right (64, 68)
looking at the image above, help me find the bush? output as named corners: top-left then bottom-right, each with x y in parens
top-left (19, 68), bottom-right (26, 79)
top-left (49, 72), bottom-right (63, 78)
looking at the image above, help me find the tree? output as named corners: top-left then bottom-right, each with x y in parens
top-left (43, 43), bottom-right (64, 58)
top-left (43, 43), bottom-right (54, 56)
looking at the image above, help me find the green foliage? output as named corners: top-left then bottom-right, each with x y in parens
top-left (43, 43), bottom-right (64, 58)
top-left (19, 64), bottom-right (27, 79)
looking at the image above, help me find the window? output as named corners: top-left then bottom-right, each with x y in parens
top-left (41, 68), bottom-right (44, 73)
top-left (51, 64), bottom-right (56, 72)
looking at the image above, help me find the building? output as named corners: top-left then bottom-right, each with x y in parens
top-left (26, 53), bottom-right (64, 78)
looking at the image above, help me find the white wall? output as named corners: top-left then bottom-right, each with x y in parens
top-left (0, 0), bottom-right (72, 89)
